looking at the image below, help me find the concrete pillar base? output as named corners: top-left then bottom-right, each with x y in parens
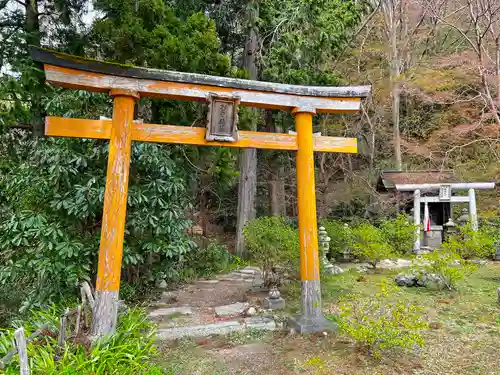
top-left (287, 314), bottom-right (336, 334)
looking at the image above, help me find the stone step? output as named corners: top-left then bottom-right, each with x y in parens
top-left (215, 302), bottom-right (249, 317)
top-left (148, 306), bottom-right (193, 318)
top-left (157, 317), bottom-right (277, 340)
top-left (231, 272), bottom-right (256, 279)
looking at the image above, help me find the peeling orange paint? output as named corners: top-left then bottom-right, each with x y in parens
top-left (95, 94), bottom-right (135, 292)
top-left (45, 117), bottom-right (358, 153)
top-left (295, 111), bottom-right (320, 282)
top-left (44, 65), bottom-right (362, 114)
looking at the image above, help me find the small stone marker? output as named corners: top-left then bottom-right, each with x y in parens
top-left (263, 286), bottom-right (285, 310)
top-left (497, 288), bottom-right (500, 305)
top-left (215, 302), bottom-right (249, 317)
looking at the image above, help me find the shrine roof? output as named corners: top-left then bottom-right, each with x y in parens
top-left (30, 47), bottom-right (371, 99)
top-left (376, 170), bottom-right (458, 192)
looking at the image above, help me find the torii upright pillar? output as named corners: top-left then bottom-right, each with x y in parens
top-left (289, 109), bottom-right (328, 332)
top-left (31, 47), bottom-right (371, 338)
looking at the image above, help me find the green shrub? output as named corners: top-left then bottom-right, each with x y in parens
top-left (349, 223), bottom-right (395, 268)
top-left (0, 307), bottom-right (164, 374)
top-left (187, 241), bottom-right (239, 278)
top-left (0, 132), bottom-right (196, 312)
top-left (336, 280), bottom-right (426, 358)
top-left (380, 213), bottom-right (415, 255)
top-left (320, 219), bottom-right (349, 259)
top-left (244, 216), bottom-right (299, 286)
top-left (442, 223), bottom-right (496, 259)
top-left (415, 249), bottom-right (477, 290)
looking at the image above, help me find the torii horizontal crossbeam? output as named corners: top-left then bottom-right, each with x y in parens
top-left (45, 117), bottom-right (358, 153)
top-left (30, 47), bottom-right (370, 114)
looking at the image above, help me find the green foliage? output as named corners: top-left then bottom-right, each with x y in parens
top-left (319, 219), bottom-right (349, 259)
top-left (335, 280), bottom-right (426, 358)
top-left (91, 1), bottom-right (231, 75)
top-left (260, 0), bottom-right (363, 85)
top-left (349, 223), bottom-right (396, 267)
top-left (414, 249), bottom-right (477, 290)
top-left (0, 130), bottom-right (195, 311)
top-left (244, 217), bottom-right (299, 285)
top-left (442, 224), bottom-right (496, 259)
top-left (0, 307), bottom-right (164, 374)
top-left (186, 241), bottom-right (238, 278)
top-left (380, 213), bottom-right (415, 255)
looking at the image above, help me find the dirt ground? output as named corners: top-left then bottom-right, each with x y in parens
top-left (154, 263), bottom-right (500, 375)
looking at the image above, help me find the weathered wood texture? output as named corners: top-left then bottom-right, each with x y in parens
top-left (74, 305), bottom-right (82, 336)
top-left (91, 93), bottom-right (136, 337)
top-left (30, 47), bottom-right (371, 99)
top-left (57, 309), bottom-right (68, 348)
top-left (41, 65), bottom-right (363, 113)
top-left (295, 112), bottom-right (321, 281)
top-left (45, 117), bottom-right (358, 153)
top-left (14, 328), bottom-right (30, 375)
top-left (80, 281), bottom-right (95, 309)
top-left (0, 325), bottom-right (49, 370)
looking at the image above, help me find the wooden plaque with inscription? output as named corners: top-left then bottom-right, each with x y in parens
top-left (206, 94), bottom-right (240, 142)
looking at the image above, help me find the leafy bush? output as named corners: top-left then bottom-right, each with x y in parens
top-left (442, 223), bottom-right (496, 259)
top-left (187, 241), bottom-right (239, 278)
top-left (319, 219), bottom-right (349, 260)
top-left (349, 223), bottom-right (395, 268)
top-left (414, 249), bottom-right (477, 290)
top-left (0, 307), bottom-right (164, 374)
top-left (244, 216), bottom-right (300, 286)
top-left (0, 131), bottom-right (195, 311)
top-left (380, 213), bottom-right (415, 255)
top-left (336, 280), bottom-right (426, 358)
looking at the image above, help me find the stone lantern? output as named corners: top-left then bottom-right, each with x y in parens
top-left (457, 208), bottom-right (469, 226)
top-left (318, 226), bottom-right (335, 274)
top-left (443, 217), bottom-right (458, 242)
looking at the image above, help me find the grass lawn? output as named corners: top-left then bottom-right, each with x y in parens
top-left (155, 263), bottom-right (500, 375)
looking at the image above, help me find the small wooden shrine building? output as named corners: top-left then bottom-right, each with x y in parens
top-left (377, 170), bottom-right (495, 251)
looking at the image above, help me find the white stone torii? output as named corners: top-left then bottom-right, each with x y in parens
top-left (395, 182), bottom-right (496, 252)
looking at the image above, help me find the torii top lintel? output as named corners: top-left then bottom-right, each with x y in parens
top-left (30, 47), bottom-right (371, 114)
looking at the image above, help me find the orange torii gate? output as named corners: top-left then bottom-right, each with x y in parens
top-left (31, 47), bottom-right (371, 338)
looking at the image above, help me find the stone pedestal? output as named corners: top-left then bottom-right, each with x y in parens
top-left (287, 279), bottom-right (336, 333)
top-left (263, 286), bottom-right (285, 310)
top-left (263, 296), bottom-right (285, 310)
top-left (288, 315), bottom-right (336, 333)
top-left (421, 225), bottom-right (443, 249)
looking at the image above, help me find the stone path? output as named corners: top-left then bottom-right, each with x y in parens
top-left (149, 260), bottom-right (417, 340)
top-left (149, 266), bottom-right (279, 340)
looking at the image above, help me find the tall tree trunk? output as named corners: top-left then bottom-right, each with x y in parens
top-left (25, 0), bottom-right (44, 138)
top-left (266, 110), bottom-right (286, 216)
top-left (495, 37), bottom-right (500, 109)
top-left (235, 0), bottom-right (259, 258)
top-left (390, 21), bottom-right (402, 170)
